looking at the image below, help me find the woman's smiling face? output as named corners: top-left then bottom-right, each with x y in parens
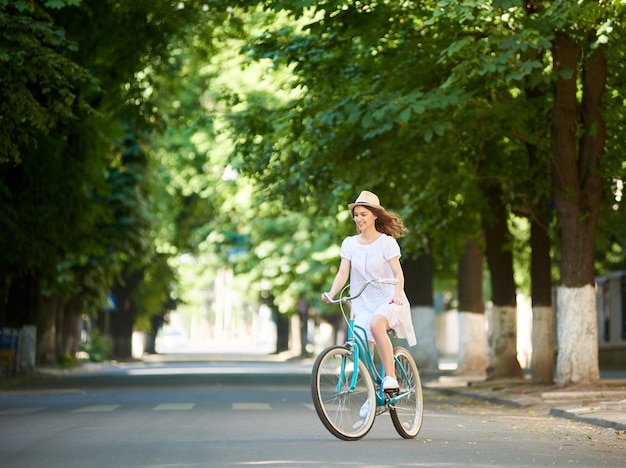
top-left (353, 206), bottom-right (377, 233)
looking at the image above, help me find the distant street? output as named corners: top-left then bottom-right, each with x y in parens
top-left (1, 359), bottom-right (625, 467)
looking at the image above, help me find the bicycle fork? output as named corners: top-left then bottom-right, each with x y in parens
top-left (336, 344), bottom-right (361, 394)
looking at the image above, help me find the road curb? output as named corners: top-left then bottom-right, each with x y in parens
top-left (549, 407), bottom-right (626, 430)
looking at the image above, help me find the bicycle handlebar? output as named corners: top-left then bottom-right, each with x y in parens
top-left (323, 278), bottom-right (398, 304)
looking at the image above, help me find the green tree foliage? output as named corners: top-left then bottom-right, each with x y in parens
top-left (147, 7), bottom-right (342, 319)
top-left (218, 2), bottom-right (521, 288)
top-left (0, 0), bottom-right (90, 164)
top-left (3, 0), bottom-right (625, 369)
top-left (0, 0), bottom-right (210, 360)
top-left (210, 0), bottom-right (625, 380)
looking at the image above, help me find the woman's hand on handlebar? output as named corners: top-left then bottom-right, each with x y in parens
top-left (321, 292), bottom-right (332, 304)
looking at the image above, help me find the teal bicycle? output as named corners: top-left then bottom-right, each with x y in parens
top-left (311, 278), bottom-right (424, 441)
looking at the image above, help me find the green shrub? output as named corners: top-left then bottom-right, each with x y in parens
top-left (58, 352), bottom-right (76, 369)
top-left (81, 329), bottom-right (112, 362)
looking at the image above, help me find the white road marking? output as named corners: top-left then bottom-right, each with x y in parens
top-left (1, 402), bottom-right (322, 414)
top-left (153, 403), bottom-right (195, 410)
top-left (232, 403), bottom-right (272, 410)
top-left (73, 405), bottom-right (121, 413)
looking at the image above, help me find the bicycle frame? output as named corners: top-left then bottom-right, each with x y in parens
top-left (329, 279), bottom-right (414, 409)
top-left (314, 278), bottom-right (424, 440)
top-left (348, 315), bottom-right (414, 408)
top-left (339, 301), bottom-right (378, 395)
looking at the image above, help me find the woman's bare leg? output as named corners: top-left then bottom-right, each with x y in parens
top-left (370, 315), bottom-right (396, 380)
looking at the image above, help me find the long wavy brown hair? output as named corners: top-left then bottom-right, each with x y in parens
top-left (351, 205), bottom-right (408, 239)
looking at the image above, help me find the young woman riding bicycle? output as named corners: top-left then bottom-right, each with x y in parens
top-left (321, 190), bottom-right (417, 393)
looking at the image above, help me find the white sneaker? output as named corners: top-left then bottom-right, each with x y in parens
top-left (359, 399), bottom-right (371, 418)
top-left (382, 376), bottom-right (399, 393)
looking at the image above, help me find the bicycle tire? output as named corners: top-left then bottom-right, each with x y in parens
top-left (311, 345), bottom-right (376, 441)
top-left (389, 346), bottom-right (424, 439)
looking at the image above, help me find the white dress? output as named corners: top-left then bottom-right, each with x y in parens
top-left (340, 234), bottom-right (417, 346)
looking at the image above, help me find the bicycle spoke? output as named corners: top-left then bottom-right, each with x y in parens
top-left (389, 347), bottom-right (423, 439)
top-left (311, 346), bottom-right (376, 441)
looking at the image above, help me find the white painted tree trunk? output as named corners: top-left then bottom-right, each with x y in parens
top-left (410, 306), bottom-right (438, 371)
top-left (456, 311), bottom-right (487, 376)
top-left (531, 305), bottom-right (554, 384)
top-left (289, 313), bottom-right (301, 357)
top-left (487, 305), bottom-right (523, 379)
top-left (555, 285), bottom-right (600, 386)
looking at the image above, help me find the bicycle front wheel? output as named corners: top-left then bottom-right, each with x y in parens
top-left (389, 346), bottom-right (424, 439)
top-left (311, 345), bottom-right (376, 441)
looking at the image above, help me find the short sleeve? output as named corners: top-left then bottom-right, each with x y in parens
top-left (340, 236), bottom-right (353, 260)
top-left (382, 235), bottom-right (401, 261)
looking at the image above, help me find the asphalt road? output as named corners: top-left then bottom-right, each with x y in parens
top-left (0, 360), bottom-right (625, 467)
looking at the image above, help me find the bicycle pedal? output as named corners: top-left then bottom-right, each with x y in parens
top-left (384, 387), bottom-right (399, 395)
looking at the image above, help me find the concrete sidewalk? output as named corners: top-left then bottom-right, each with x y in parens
top-left (424, 372), bottom-right (626, 431)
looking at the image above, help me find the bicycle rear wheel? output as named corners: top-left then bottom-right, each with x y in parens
top-left (389, 346), bottom-right (423, 439)
top-left (311, 345), bottom-right (376, 441)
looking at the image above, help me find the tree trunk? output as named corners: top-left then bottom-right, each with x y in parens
top-left (264, 292), bottom-right (289, 354)
top-left (521, 33), bottom-right (555, 384)
top-left (60, 296), bottom-right (82, 359)
top-left (275, 312), bottom-right (289, 353)
top-left (455, 238), bottom-right (487, 376)
top-left (0, 265), bottom-right (7, 327)
top-left (290, 313), bottom-right (301, 356)
top-left (144, 314), bottom-right (164, 355)
top-left (403, 252), bottom-right (438, 371)
top-left (530, 211), bottom-right (555, 384)
top-left (109, 294), bottom-right (134, 359)
top-left (5, 274), bottom-right (39, 327)
top-left (481, 183), bottom-right (523, 380)
top-left (36, 296), bottom-right (59, 365)
top-left (527, 143), bottom-right (555, 384)
top-left (551, 33), bottom-right (604, 386)
top-left (109, 270), bottom-right (143, 360)
top-left (298, 297), bottom-right (310, 357)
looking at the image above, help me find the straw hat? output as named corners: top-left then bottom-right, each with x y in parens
top-left (348, 190), bottom-right (385, 211)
